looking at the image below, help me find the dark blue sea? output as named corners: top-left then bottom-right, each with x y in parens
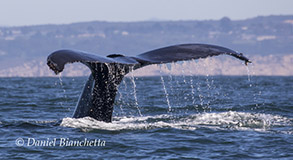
top-left (0, 76), bottom-right (292, 159)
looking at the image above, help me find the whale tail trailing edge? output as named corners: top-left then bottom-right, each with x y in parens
top-left (47, 44), bottom-right (251, 122)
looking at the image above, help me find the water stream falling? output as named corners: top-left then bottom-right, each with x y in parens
top-left (179, 62), bottom-right (190, 108)
top-left (55, 58), bottom-right (259, 120)
top-left (245, 64), bottom-right (261, 111)
top-left (193, 62), bottom-right (208, 112)
top-left (187, 60), bottom-right (197, 107)
top-left (57, 73), bottom-right (68, 111)
top-left (117, 87), bottom-right (125, 114)
top-left (159, 64), bottom-right (172, 112)
top-left (130, 67), bottom-right (142, 116)
top-left (166, 63), bottom-right (175, 98)
top-left (196, 80), bottom-right (204, 109)
top-left (246, 65), bottom-right (252, 87)
top-left (202, 61), bottom-right (213, 112)
top-left (116, 78), bottom-right (130, 116)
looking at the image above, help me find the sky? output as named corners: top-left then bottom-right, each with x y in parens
top-left (0, 0), bottom-right (292, 26)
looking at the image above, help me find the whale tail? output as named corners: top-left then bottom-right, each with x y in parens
top-left (72, 64), bottom-right (131, 122)
top-left (47, 44), bottom-right (251, 122)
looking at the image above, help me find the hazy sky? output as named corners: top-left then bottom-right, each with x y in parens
top-left (0, 0), bottom-right (292, 26)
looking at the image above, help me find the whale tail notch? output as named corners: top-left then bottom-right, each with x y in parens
top-left (47, 44), bottom-right (251, 122)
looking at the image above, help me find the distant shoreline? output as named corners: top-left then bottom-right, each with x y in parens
top-left (0, 15), bottom-right (292, 77)
top-left (0, 54), bottom-right (292, 77)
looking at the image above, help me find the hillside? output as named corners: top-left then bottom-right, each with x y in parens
top-left (0, 15), bottom-right (292, 76)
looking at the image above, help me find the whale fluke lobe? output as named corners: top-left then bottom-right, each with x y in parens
top-left (47, 44), bottom-right (251, 122)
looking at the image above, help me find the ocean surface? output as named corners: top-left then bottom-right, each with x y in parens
top-left (0, 76), bottom-right (292, 159)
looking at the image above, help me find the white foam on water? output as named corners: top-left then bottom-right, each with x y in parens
top-left (35, 120), bottom-right (58, 124)
top-left (185, 111), bottom-right (292, 132)
top-left (60, 111), bottom-right (292, 133)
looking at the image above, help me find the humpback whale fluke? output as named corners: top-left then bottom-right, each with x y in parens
top-left (47, 44), bottom-right (251, 122)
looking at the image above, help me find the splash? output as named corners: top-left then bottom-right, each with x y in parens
top-left (60, 111), bottom-right (292, 133)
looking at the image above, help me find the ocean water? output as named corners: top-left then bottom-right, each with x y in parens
top-left (0, 76), bottom-right (292, 159)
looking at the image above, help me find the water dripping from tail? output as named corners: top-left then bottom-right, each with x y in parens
top-left (130, 66), bottom-right (142, 116)
top-left (117, 89), bottom-right (125, 115)
top-left (245, 64), bottom-right (262, 111)
top-left (159, 64), bottom-right (172, 112)
top-left (179, 61), bottom-right (192, 108)
top-left (246, 65), bottom-right (253, 87)
top-left (202, 61), bottom-right (212, 112)
top-left (57, 73), bottom-right (69, 112)
top-left (187, 60), bottom-right (198, 111)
